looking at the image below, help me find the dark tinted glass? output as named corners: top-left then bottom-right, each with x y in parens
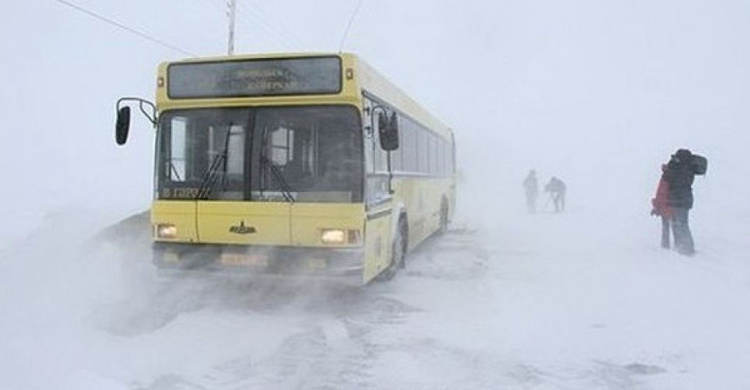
top-left (168, 57), bottom-right (341, 99)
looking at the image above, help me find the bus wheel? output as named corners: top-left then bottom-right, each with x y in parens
top-left (439, 199), bottom-right (449, 234)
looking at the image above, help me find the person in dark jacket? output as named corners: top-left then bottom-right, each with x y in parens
top-left (545, 177), bottom-right (566, 213)
top-left (663, 148), bottom-right (696, 255)
top-left (651, 164), bottom-right (673, 249)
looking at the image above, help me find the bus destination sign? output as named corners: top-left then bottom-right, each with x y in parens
top-left (167, 57), bottom-right (342, 99)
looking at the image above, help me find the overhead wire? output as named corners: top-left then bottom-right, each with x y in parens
top-left (339, 0), bottom-right (365, 52)
top-left (52, 0), bottom-right (361, 58)
top-left (50, 0), bottom-right (197, 56)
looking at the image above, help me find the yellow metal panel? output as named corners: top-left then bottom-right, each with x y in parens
top-left (197, 202), bottom-right (291, 245)
top-left (363, 209), bottom-right (392, 283)
top-left (391, 176), bottom-right (456, 252)
top-left (151, 201), bottom-right (197, 243)
top-left (290, 203), bottom-right (364, 247)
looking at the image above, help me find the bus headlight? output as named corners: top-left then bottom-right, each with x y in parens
top-left (320, 229), bottom-right (360, 245)
top-left (156, 223), bottom-right (178, 239)
top-left (321, 229), bottom-right (345, 244)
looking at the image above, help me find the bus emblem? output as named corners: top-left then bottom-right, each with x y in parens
top-left (229, 221), bottom-right (256, 235)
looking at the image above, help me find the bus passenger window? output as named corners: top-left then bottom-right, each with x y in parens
top-left (402, 120), bottom-right (418, 173)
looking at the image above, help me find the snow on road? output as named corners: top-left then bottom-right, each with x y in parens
top-left (1, 201), bottom-right (749, 390)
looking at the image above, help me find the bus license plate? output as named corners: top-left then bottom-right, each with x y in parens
top-left (220, 253), bottom-right (268, 268)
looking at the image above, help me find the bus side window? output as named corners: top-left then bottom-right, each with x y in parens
top-left (402, 119), bottom-right (418, 173)
top-left (417, 128), bottom-right (429, 174)
top-left (372, 114), bottom-right (388, 173)
top-left (391, 115), bottom-right (404, 171)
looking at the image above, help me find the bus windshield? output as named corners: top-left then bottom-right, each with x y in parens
top-left (155, 106), bottom-right (363, 203)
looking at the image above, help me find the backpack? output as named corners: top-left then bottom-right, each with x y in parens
top-left (691, 154), bottom-right (708, 175)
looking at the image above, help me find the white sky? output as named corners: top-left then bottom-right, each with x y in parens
top-left (0, 0), bottom-right (745, 277)
top-left (2, 0), bottom-right (749, 240)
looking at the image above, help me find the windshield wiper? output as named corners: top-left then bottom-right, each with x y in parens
top-left (195, 152), bottom-right (226, 199)
top-left (195, 125), bottom-right (232, 200)
top-left (261, 156), bottom-right (295, 203)
top-left (168, 160), bottom-right (182, 181)
top-left (259, 128), bottom-right (295, 203)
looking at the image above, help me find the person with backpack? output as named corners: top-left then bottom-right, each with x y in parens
top-left (651, 164), bottom-right (673, 249)
top-left (662, 148), bottom-right (707, 256)
top-left (545, 176), bottom-right (566, 213)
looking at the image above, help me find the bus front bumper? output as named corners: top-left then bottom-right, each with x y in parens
top-left (152, 242), bottom-right (364, 280)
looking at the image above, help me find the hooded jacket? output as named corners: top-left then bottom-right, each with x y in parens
top-left (663, 150), bottom-right (696, 209)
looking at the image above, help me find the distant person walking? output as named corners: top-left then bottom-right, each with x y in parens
top-left (651, 164), bottom-right (673, 249)
top-left (662, 148), bottom-right (707, 256)
top-left (545, 177), bottom-right (566, 213)
top-left (523, 169), bottom-right (539, 213)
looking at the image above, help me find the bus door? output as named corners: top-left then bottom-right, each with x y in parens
top-left (363, 119), bottom-right (395, 279)
top-left (363, 190), bottom-right (393, 281)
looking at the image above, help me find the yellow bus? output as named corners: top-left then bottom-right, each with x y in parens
top-left (115, 53), bottom-right (455, 284)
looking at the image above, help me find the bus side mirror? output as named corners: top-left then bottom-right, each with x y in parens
top-left (377, 111), bottom-right (388, 133)
top-left (115, 106), bottom-right (131, 145)
top-left (379, 112), bottom-right (399, 151)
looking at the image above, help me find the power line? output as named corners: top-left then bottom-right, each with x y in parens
top-left (51, 0), bottom-right (197, 57)
top-left (339, 0), bottom-right (365, 52)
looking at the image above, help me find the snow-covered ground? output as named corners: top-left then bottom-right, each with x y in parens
top-left (1, 178), bottom-right (748, 390)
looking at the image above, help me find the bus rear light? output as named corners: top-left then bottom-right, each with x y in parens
top-left (157, 77), bottom-right (165, 88)
top-left (156, 223), bottom-right (177, 239)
